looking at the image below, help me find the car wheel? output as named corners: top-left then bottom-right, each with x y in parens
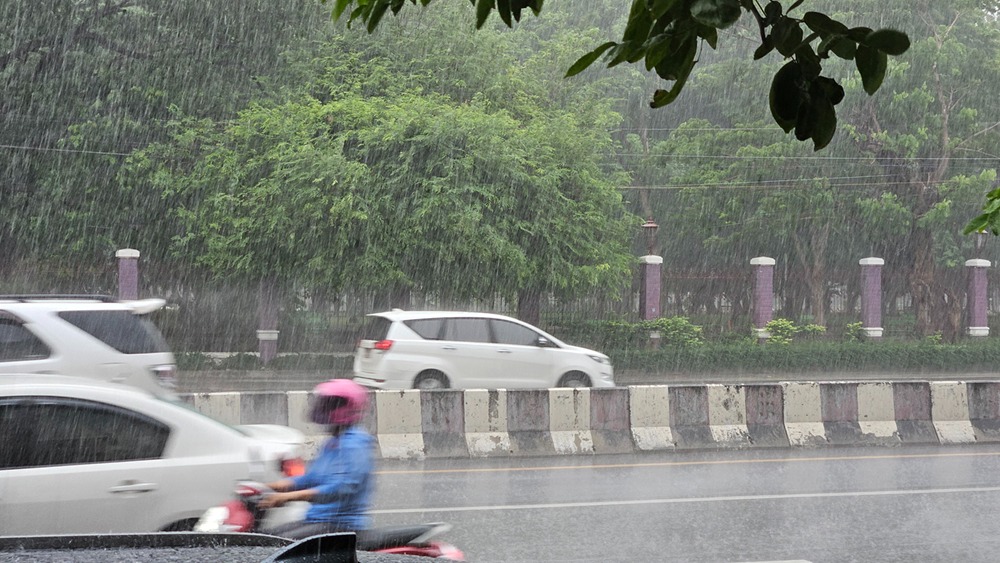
top-left (161, 518), bottom-right (198, 532)
top-left (557, 371), bottom-right (591, 388)
top-left (414, 371), bottom-right (449, 390)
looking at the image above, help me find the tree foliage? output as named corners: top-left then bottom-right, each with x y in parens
top-left (327, 0), bottom-right (910, 150)
top-left (127, 9), bottom-right (637, 307)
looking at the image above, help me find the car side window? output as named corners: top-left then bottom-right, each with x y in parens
top-left (0, 318), bottom-right (50, 362)
top-left (0, 398), bottom-right (170, 469)
top-left (443, 318), bottom-right (491, 343)
top-left (0, 399), bottom-right (30, 468)
top-left (491, 320), bottom-right (541, 346)
top-left (405, 318), bottom-right (445, 340)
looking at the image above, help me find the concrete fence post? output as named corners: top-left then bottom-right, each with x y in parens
top-left (859, 257), bottom-right (884, 339)
top-left (116, 248), bottom-right (140, 301)
top-left (750, 257), bottom-right (775, 341)
top-left (639, 255), bottom-right (663, 321)
top-left (966, 259), bottom-right (991, 337)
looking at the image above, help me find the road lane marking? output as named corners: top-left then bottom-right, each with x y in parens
top-left (376, 450), bottom-right (1000, 475)
top-left (371, 485), bottom-right (1000, 514)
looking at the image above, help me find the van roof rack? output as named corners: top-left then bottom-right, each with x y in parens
top-left (0, 294), bottom-right (117, 302)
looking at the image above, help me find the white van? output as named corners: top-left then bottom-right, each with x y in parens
top-left (0, 295), bottom-right (178, 397)
top-left (352, 310), bottom-right (614, 390)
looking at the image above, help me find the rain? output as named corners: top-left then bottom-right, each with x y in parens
top-left (3, 2), bottom-right (997, 359)
top-left (5, 0), bottom-right (1000, 560)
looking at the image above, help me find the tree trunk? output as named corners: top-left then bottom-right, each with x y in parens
top-left (911, 226), bottom-right (937, 337)
top-left (517, 288), bottom-right (541, 326)
top-left (809, 223), bottom-right (831, 326)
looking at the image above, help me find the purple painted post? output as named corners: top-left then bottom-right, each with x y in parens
top-left (750, 257), bottom-right (775, 341)
top-left (639, 255), bottom-right (662, 348)
top-left (639, 255), bottom-right (662, 321)
top-left (859, 257), bottom-right (884, 339)
top-left (257, 277), bottom-right (279, 365)
top-left (966, 259), bottom-right (991, 337)
top-left (116, 248), bottom-right (140, 300)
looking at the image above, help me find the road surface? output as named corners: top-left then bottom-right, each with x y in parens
top-left (371, 444), bottom-right (1000, 562)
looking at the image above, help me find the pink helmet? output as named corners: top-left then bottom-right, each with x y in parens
top-left (309, 379), bottom-right (369, 426)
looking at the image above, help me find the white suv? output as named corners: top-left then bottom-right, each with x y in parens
top-left (352, 310), bottom-right (614, 390)
top-left (0, 295), bottom-right (178, 397)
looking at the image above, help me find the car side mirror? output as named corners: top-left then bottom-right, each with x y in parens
top-left (536, 336), bottom-right (552, 348)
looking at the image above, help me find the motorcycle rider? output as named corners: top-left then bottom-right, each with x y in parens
top-left (258, 378), bottom-right (375, 539)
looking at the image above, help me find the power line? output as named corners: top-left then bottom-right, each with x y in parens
top-left (610, 152), bottom-right (999, 161)
top-left (0, 144), bottom-right (131, 157)
top-left (621, 179), bottom-right (956, 190)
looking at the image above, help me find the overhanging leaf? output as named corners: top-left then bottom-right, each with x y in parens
top-left (753, 38), bottom-right (774, 60)
top-left (652, 34), bottom-right (696, 81)
top-left (647, 0), bottom-right (680, 19)
top-left (856, 44), bottom-right (887, 94)
top-left (803, 11), bottom-right (848, 35)
top-left (332, 0), bottom-right (351, 20)
top-left (496, 0), bottom-right (512, 27)
top-left (689, 0), bottom-right (742, 29)
top-left (810, 98), bottom-right (837, 150)
top-left (864, 28), bottom-right (911, 56)
top-left (475, 0), bottom-right (494, 29)
top-left (566, 42), bottom-right (617, 77)
top-left (623, 0), bottom-right (654, 43)
top-left (769, 61), bottom-right (802, 132)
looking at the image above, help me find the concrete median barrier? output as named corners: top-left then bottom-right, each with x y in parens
top-left (179, 380), bottom-right (1000, 460)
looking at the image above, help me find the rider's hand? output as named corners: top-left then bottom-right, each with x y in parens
top-left (258, 492), bottom-right (290, 509)
top-left (265, 479), bottom-right (294, 492)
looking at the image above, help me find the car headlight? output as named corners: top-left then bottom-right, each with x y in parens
top-left (588, 355), bottom-right (610, 365)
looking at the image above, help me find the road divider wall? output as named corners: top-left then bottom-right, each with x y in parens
top-left (179, 381), bottom-right (1000, 459)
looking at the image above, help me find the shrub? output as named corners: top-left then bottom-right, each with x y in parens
top-left (762, 318), bottom-right (826, 344)
top-left (556, 316), bottom-right (705, 350)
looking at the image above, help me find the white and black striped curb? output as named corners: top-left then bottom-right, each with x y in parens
top-left (180, 381), bottom-right (1000, 459)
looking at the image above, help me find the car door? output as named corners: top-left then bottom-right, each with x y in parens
top-left (440, 317), bottom-right (496, 388)
top-left (487, 319), bottom-right (554, 388)
top-left (0, 397), bottom-right (172, 535)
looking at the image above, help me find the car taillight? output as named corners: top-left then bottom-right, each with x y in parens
top-left (282, 457), bottom-right (306, 477)
top-left (374, 339), bottom-right (393, 351)
top-left (152, 364), bottom-right (177, 389)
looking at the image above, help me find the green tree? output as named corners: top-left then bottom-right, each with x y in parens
top-left (836, 0), bottom-right (1000, 339)
top-left (130, 13), bottom-right (637, 322)
top-left (0, 0), bottom-right (328, 287)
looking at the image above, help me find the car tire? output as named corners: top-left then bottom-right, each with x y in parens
top-left (414, 370), bottom-right (450, 390)
top-left (557, 371), bottom-right (591, 388)
top-left (161, 518), bottom-right (198, 532)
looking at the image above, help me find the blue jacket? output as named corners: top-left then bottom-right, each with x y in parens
top-left (290, 427), bottom-right (375, 528)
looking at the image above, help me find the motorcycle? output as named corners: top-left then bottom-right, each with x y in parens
top-left (194, 481), bottom-right (465, 560)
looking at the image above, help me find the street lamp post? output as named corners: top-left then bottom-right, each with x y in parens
top-left (976, 229), bottom-right (989, 258)
top-left (641, 217), bottom-right (658, 256)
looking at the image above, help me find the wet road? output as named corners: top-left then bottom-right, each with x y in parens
top-left (370, 445), bottom-right (1000, 562)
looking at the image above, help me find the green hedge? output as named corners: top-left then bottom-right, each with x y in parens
top-left (177, 352), bottom-right (352, 372)
top-left (609, 339), bottom-right (1000, 374)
